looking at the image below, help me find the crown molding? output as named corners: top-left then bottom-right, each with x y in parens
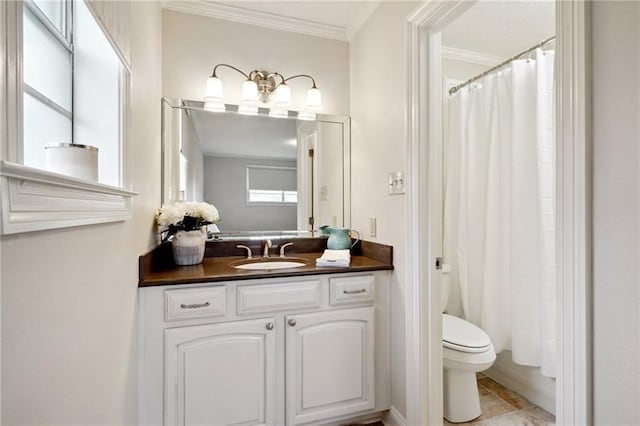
top-left (346, 1), bottom-right (380, 41)
top-left (162, 0), bottom-right (348, 42)
top-left (441, 46), bottom-right (506, 67)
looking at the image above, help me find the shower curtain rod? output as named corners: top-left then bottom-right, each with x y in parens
top-left (449, 36), bottom-right (556, 96)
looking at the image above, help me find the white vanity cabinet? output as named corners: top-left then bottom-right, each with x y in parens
top-left (139, 271), bottom-right (390, 426)
top-left (164, 318), bottom-right (278, 426)
top-left (285, 307), bottom-right (375, 425)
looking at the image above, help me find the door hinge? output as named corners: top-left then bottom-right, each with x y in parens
top-left (435, 257), bottom-right (442, 270)
top-left (308, 216), bottom-right (314, 226)
top-left (308, 148), bottom-right (314, 158)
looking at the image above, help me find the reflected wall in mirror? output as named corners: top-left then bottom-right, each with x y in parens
top-left (161, 99), bottom-right (350, 234)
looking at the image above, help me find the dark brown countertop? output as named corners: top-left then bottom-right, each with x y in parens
top-left (139, 238), bottom-right (393, 287)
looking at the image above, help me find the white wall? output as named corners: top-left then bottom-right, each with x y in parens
top-left (350, 1), bottom-right (418, 418)
top-left (592, 2), bottom-right (640, 424)
top-left (442, 57), bottom-right (489, 83)
top-left (162, 10), bottom-right (349, 116)
top-left (0, 1), bottom-right (162, 423)
top-left (203, 156), bottom-right (297, 231)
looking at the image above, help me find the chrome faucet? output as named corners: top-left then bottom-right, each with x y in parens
top-left (279, 242), bottom-right (293, 257)
top-left (236, 245), bottom-right (253, 259)
top-left (262, 240), bottom-right (272, 258)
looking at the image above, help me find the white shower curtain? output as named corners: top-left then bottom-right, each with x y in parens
top-left (443, 49), bottom-right (556, 378)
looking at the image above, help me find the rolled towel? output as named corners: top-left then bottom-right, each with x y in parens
top-left (316, 249), bottom-right (351, 267)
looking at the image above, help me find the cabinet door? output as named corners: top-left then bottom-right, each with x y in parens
top-left (285, 307), bottom-right (375, 425)
top-left (165, 318), bottom-right (277, 426)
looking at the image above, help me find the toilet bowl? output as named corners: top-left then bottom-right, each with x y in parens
top-left (442, 313), bottom-right (496, 423)
top-left (441, 265), bottom-right (496, 423)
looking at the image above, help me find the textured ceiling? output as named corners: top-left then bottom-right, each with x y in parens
top-left (442, 1), bottom-right (555, 58)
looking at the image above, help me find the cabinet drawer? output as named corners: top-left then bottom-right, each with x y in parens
top-left (237, 280), bottom-right (321, 314)
top-left (330, 275), bottom-right (375, 305)
top-left (165, 286), bottom-right (227, 321)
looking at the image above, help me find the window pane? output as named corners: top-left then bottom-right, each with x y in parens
top-left (73, 0), bottom-right (123, 187)
top-left (23, 92), bottom-right (72, 170)
top-left (30, 0), bottom-right (65, 34)
top-left (23, 6), bottom-right (72, 111)
top-left (283, 191), bottom-right (298, 203)
top-left (249, 190), bottom-right (284, 203)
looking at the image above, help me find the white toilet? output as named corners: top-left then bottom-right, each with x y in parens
top-left (441, 265), bottom-right (496, 423)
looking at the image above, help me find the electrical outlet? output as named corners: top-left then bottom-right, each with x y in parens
top-left (370, 217), bottom-right (377, 237)
top-left (388, 171), bottom-right (405, 195)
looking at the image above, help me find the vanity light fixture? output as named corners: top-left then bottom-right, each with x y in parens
top-left (204, 64), bottom-right (322, 119)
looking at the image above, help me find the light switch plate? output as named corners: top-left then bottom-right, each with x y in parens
top-left (388, 171), bottom-right (405, 195)
top-left (320, 185), bottom-right (328, 201)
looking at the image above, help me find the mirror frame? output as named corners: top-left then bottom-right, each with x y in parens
top-left (160, 98), bottom-right (351, 238)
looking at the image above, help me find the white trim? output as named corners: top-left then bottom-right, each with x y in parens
top-left (485, 356), bottom-right (556, 415)
top-left (555, 1), bottom-right (592, 424)
top-left (161, 0), bottom-right (348, 41)
top-left (441, 45), bottom-right (505, 67)
top-left (406, 1), bottom-right (592, 426)
top-left (0, 161), bottom-right (137, 234)
top-left (82, 0), bottom-right (131, 73)
top-left (383, 406), bottom-right (407, 426)
top-left (404, 2), bottom-right (476, 425)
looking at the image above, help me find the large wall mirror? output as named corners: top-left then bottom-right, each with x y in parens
top-left (161, 99), bottom-right (351, 235)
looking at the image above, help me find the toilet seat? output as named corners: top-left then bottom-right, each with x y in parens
top-left (443, 314), bottom-right (491, 353)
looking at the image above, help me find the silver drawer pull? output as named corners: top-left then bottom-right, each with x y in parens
top-left (343, 289), bottom-right (367, 295)
top-left (180, 302), bottom-right (210, 309)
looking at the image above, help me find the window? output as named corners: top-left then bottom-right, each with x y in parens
top-left (246, 165), bottom-right (297, 204)
top-left (22, 0), bottom-right (125, 187)
top-left (0, 1), bottom-right (135, 234)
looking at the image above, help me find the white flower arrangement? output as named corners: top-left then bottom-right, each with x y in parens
top-left (156, 201), bottom-right (219, 241)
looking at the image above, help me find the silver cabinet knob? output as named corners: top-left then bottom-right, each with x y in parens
top-left (288, 319), bottom-right (296, 327)
top-left (265, 322), bottom-right (274, 331)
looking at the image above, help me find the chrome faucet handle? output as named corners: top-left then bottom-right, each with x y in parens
top-left (263, 240), bottom-right (272, 258)
top-left (279, 242), bottom-right (294, 257)
top-left (236, 244), bottom-right (253, 259)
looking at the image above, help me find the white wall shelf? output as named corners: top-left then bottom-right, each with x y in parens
top-left (0, 161), bottom-right (137, 234)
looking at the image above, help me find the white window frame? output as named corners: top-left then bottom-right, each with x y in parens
top-left (245, 164), bottom-right (298, 206)
top-left (0, 0), bottom-right (136, 235)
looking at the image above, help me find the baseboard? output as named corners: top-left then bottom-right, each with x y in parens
top-left (382, 406), bottom-right (407, 426)
top-left (484, 351), bottom-right (556, 415)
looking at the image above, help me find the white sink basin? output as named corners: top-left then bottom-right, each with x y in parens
top-left (232, 259), bottom-right (307, 270)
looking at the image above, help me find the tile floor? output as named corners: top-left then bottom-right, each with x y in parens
top-left (444, 374), bottom-right (555, 425)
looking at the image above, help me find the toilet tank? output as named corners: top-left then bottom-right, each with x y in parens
top-left (441, 263), bottom-right (452, 313)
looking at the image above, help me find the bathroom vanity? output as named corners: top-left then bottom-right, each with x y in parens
top-left (138, 239), bottom-right (393, 425)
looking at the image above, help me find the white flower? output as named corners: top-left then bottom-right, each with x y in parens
top-left (156, 204), bottom-right (185, 227)
top-left (156, 201), bottom-right (219, 229)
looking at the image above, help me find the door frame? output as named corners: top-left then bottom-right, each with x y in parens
top-left (404, 1), bottom-right (592, 425)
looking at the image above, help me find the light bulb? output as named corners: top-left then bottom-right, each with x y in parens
top-left (297, 110), bottom-right (316, 121)
top-left (204, 97), bottom-right (225, 112)
top-left (238, 103), bottom-right (258, 115)
top-left (205, 76), bottom-right (223, 100)
top-left (306, 87), bottom-right (322, 111)
top-left (274, 84), bottom-right (292, 107)
top-left (269, 107), bottom-right (288, 118)
top-left (242, 80), bottom-right (259, 102)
